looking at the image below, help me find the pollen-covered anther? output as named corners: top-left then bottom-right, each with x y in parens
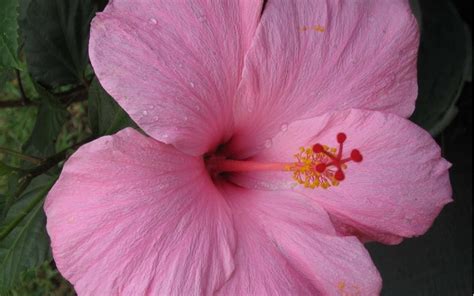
top-left (287, 132), bottom-right (363, 189)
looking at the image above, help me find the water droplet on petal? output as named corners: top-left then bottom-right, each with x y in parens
top-left (280, 124), bottom-right (288, 132)
top-left (149, 18), bottom-right (158, 25)
top-left (190, 82), bottom-right (196, 88)
top-left (195, 105), bottom-right (201, 112)
top-left (142, 110), bottom-right (149, 116)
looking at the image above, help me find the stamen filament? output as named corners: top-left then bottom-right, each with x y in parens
top-left (208, 159), bottom-right (289, 173)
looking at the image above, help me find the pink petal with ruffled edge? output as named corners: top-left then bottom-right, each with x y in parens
top-left (45, 129), bottom-right (235, 295)
top-left (231, 109), bottom-right (452, 244)
top-left (217, 184), bottom-right (382, 296)
top-left (89, 0), bottom-right (263, 156)
top-left (231, 0), bottom-right (419, 157)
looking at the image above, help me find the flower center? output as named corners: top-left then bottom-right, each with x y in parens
top-left (205, 132), bottom-right (363, 190)
top-left (286, 133), bottom-right (363, 189)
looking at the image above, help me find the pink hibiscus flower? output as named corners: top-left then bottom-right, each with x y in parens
top-left (45, 0), bottom-right (452, 295)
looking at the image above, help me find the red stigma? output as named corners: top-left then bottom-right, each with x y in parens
top-left (334, 170), bottom-right (346, 181)
top-left (313, 144), bottom-right (324, 154)
top-left (337, 133), bottom-right (347, 144)
top-left (351, 149), bottom-right (363, 163)
top-left (312, 132), bottom-right (363, 183)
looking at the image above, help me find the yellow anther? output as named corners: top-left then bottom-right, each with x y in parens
top-left (287, 145), bottom-right (340, 190)
top-left (313, 25), bottom-right (326, 32)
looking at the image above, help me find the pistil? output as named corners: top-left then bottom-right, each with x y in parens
top-left (207, 132), bottom-right (363, 190)
top-left (207, 159), bottom-right (288, 174)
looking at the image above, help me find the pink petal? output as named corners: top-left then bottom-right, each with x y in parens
top-left (217, 184), bottom-right (382, 296)
top-left (89, 0), bottom-right (263, 156)
top-left (45, 128), bottom-right (235, 295)
top-left (231, 109), bottom-right (452, 244)
top-left (231, 0), bottom-right (419, 157)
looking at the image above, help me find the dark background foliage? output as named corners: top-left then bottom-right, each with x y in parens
top-left (368, 0), bottom-right (472, 295)
top-left (0, 0), bottom-right (471, 295)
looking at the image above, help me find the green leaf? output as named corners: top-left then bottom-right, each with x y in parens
top-left (22, 0), bottom-right (102, 87)
top-left (0, 68), bottom-right (12, 90)
top-left (88, 78), bottom-right (138, 136)
top-left (0, 173), bottom-right (22, 222)
top-left (0, 162), bottom-right (16, 177)
top-left (0, 194), bottom-right (4, 218)
top-left (0, 175), bottom-right (55, 293)
top-left (23, 89), bottom-right (68, 158)
top-left (411, 0), bottom-right (471, 136)
top-left (18, 0), bottom-right (32, 29)
top-left (0, 0), bottom-right (21, 69)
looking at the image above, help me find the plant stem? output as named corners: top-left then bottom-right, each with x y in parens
top-left (0, 85), bottom-right (88, 109)
top-left (25, 136), bottom-right (94, 179)
top-left (0, 147), bottom-right (44, 165)
top-left (0, 137), bottom-right (94, 241)
top-left (0, 100), bottom-right (36, 108)
top-left (16, 69), bottom-right (31, 105)
top-left (3, 137), bottom-right (92, 203)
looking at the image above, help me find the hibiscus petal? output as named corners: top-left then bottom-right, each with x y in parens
top-left (89, 0), bottom-right (263, 156)
top-left (231, 109), bottom-right (452, 244)
top-left (231, 0), bottom-right (419, 157)
top-left (217, 184), bottom-right (382, 296)
top-left (45, 128), bottom-right (235, 295)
